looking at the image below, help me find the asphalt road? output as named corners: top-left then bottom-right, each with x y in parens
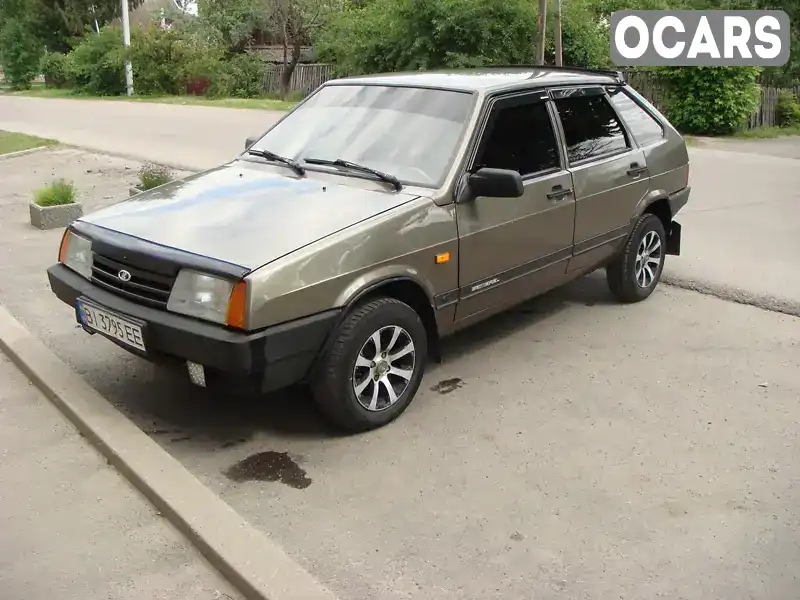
top-left (3, 146), bottom-right (800, 599)
top-left (1, 95), bottom-right (798, 313)
top-left (0, 95), bottom-right (278, 171)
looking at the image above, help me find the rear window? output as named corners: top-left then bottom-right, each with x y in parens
top-left (554, 94), bottom-right (629, 164)
top-left (607, 88), bottom-right (664, 147)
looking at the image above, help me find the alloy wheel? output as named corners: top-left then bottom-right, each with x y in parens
top-left (352, 325), bottom-right (416, 412)
top-left (635, 230), bottom-right (662, 288)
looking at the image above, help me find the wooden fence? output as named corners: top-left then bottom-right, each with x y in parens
top-left (748, 85), bottom-right (800, 129)
top-left (266, 63), bottom-right (799, 131)
top-left (261, 63), bottom-right (337, 96)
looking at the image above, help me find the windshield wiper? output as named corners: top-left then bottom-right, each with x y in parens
top-left (247, 148), bottom-right (305, 176)
top-left (303, 157), bottom-right (402, 191)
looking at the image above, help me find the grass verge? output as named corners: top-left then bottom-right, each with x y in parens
top-left (2, 84), bottom-right (298, 111)
top-left (733, 126), bottom-right (800, 139)
top-left (0, 130), bottom-right (58, 156)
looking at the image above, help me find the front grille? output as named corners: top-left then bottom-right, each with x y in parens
top-left (91, 253), bottom-right (176, 309)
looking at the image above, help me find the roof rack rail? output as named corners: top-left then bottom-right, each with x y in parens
top-left (483, 64), bottom-right (626, 82)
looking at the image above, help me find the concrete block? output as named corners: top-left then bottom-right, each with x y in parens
top-left (29, 201), bottom-right (83, 230)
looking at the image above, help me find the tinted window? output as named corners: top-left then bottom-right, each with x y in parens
top-left (608, 88), bottom-right (664, 147)
top-left (250, 85), bottom-right (475, 188)
top-left (475, 100), bottom-right (560, 176)
top-left (555, 95), bottom-right (629, 163)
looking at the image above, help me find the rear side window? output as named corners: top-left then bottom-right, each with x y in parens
top-left (608, 88), bottom-right (664, 147)
top-left (554, 95), bottom-right (629, 164)
top-left (475, 100), bottom-right (560, 176)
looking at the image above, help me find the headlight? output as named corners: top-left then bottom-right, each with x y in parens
top-left (167, 269), bottom-right (246, 327)
top-left (58, 230), bottom-right (93, 279)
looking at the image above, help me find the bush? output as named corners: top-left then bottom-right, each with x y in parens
top-left (317, 0), bottom-right (537, 75)
top-left (226, 53), bottom-right (265, 98)
top-left (654, 67), bottom-right (761, 136)
top-left (68, 26), bottom-right (126, 95)
top-left (181, 55), bottom-right (232, 97)
top-left (776, 91), bottom-right (800, 128)
top-left (138, 162), bottom-right (173, 190)
top-left (34, 179), bottom-right (77, 206)
top-left (0, 19), bottom-right (44, 90)
top-left (129, 24), bottom-right (188, 96)
top-left (47, 24), bottom-right (262, 100)
top-left (41, 52), bottom-right (70, 88)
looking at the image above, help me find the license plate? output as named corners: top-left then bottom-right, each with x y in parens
top-left (77, 301), bottom-right (146, 352)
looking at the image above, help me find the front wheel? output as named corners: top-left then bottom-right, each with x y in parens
top-left (311, 297), bottom-right (428, 432)
top-left (606, 213), bottom-right (667, 303)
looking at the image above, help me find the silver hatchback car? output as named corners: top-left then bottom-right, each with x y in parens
top-left (49, 66), bottom-right (690, 431)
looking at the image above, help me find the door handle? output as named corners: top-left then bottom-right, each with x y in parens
top-left (627, 163), bottom-right (648, 177)
top-left (547, 185), bottom-right (573, 200)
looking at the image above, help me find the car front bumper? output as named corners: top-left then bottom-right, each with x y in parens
top-left (47, 263), bottom-right (340, 393)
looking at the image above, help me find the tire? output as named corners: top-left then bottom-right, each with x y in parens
top-left (606, 213), bottom-right (667, 303)
top-left (311, 297), bottom-right (428, 432)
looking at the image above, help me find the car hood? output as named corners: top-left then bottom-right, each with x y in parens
top-left (79, 161), bottom-right (420, 270)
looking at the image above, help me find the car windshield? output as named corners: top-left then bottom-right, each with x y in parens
top-left (249, 84), bottom-right (476, 188)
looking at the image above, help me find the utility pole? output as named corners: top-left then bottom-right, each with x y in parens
top-left (91, 4), bottom-right (100, 34)
top-left (121, 0), bottom-right (134, 96)
top-left (554, 0), bottom-right (563, 66)
top-left (535, 0), bottom-right (548, 65)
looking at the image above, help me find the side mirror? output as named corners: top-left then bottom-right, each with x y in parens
top-left (244, 135), bottom-right (259, 150)
top-left (465, 167), bottom-right (524, 200)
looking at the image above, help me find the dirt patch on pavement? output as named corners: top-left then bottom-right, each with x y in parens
top-left (0, 146), bottom-right (191, 219)
top-left (0, 147), bottom-right (191, 338)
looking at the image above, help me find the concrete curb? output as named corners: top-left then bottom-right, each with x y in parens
top-left (63, 143), bottom-right (207, 174)
top-left (0, 145), bottom-right (55, 161)
top-left (0, 305), bottom-right (338, 600)
top-left (0, 142), bottom-right (201, 174)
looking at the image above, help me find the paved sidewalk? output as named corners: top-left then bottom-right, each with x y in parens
top-left (0, 352), bottom-right (242, 600)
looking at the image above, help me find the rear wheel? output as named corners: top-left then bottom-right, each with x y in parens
top-left (311, 297), bottom-right (428, 432)
top-left (606, 213), bottom-right (667, 303)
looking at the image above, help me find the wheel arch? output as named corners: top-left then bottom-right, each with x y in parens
top-left (633, 191), bottom-right (672, 233)
top-left (311, 274), bottom-right (442, 378)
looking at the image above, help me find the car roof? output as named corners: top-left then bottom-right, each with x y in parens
top-left (326, 67), bottom-right (622, 94)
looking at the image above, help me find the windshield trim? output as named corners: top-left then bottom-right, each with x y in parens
top-left (246, 84), bottom-right (480, 190)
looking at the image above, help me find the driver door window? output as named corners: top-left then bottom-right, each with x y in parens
top-left (474, 101), bottom-right (561, 176)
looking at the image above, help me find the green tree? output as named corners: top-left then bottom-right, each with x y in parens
top-left (0, 17), bottom-right (44, 89)
top-left (681, 0), bottom-right (799, 85)
top-left (197, 0), bottom-right (270, 54)
top-left (268, 0), bottom-right (338, 97)
top-left (317, 0), bottom-right (538, 74)
top-left (1, 0), bottom-right (146, 53)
